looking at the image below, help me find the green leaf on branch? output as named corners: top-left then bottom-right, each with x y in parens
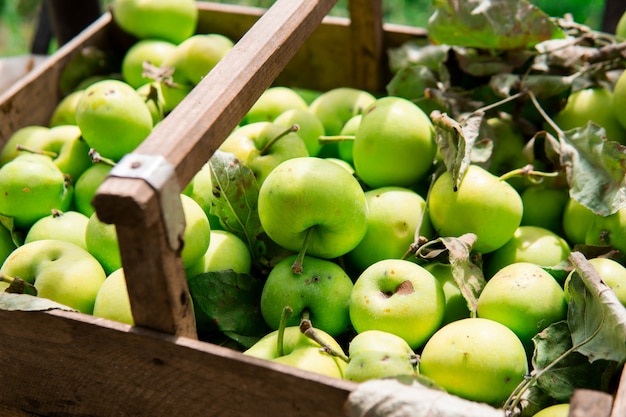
top-left (431, 110), bottom-right (485, 190)
top-left (209, 150), bottom-right (263, 256)
top-left (532, 320), bottom-right (614, 402)
top-left (559, 123), bottom-right (626, 216)
top-left (567, 251), bottom-right (626, 363)
top-left (387, 42), bottom-right (450, 75)
top-left (188, 270), bottom-right (270, 349)
top-left (428, 0), bottom-right (565, 50)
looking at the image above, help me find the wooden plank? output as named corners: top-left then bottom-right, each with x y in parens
top-left (569, 389), bottom-right (613, 417)
top-left (349, 0), bottom-right (384, 92)
top-left (0, 308), bottom-right (357, 417)
top-left (610, 366), bottom-right (626, 417)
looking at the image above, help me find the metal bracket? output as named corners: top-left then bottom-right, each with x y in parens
top-left (109, 153), bottom-right (185, 251)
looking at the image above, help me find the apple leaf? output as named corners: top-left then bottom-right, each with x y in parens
top-left (558, 123), bottom-right (626, 216)
top-left (187, 270), bottom-right (269, 349)
top-left (387, 42), bottom-right (450, 75)
top-left (566, 251), bottom-right (626, 364)
top-left (208, 150), bottom-right (263, 257)
top-left (531, 320), bottom-right (615, 402)
top-left (386, 65), bottom-right (441, 104)
top-left (427, 0), bottom-right (565, 50)
top-left (0, 292), bottom-right (75, 312)
top-left (416, 233), bottom-right (485, 317)
top-left (431, 110), bottom-right (484, 190)
top-left (0, 214), bottom-right (24, 248)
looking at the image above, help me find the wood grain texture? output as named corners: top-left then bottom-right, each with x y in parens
top-left (610, 366), bottom-right (626, 417)
top-left (569, 389), bottom-right (613, 417)
top-left (349, 0), bottom-right (384, 92)
top-left (0, 309), bottom-right (357, 417)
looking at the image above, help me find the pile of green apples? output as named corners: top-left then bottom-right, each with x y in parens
top-left (2, 0), bottom-right (626, 416)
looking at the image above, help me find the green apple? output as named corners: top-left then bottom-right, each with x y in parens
top-left (76, 79), bottom-right (154, 161)
top-left (25, 210), bottom-right (90, 250)
top-left (112, 0), bottom-right (198, 44)
top-left (520, 184), bottom-right (569, 234)
top-left (419, 317), bottom-right (528, 406)
top-left (219, 121), bottom-right (309, 185)
top-left (428, 164), bottom-right (523, 254)
top-left (179, 193), bottom-right (211, 268)
top-left (273, 108), bottom-right (325, 156)
top-left (0, 125), bottom-right (50, 166)
top-left (553, 87), bottom-right (626, 144)
top-left (92, 268), bottom-right (134, 325)
top-left (336, 114), bottom-right (362, 165)
top-left (346, 186), bottom-right (433, 273)
top-left (73, 162), bottom-right (113, 217)
top-left (617, 10), bottom-right (626, 40)
top-left (136, 82), bottom-right (166, 126)
top-left (185, 229), bottom-right (251, 278)
top-left (162, 33), bottom-right (234, 87)
top-left (477, 262), bottom-right (567, 348)
top-left (0, 153), bottom-right (73, 230)
top-left (483, 226), bottom-right (571, 279)
top-left (533, 403), bottom-right (570, 417)
top-left (324, 157), bottom-right (354, 175)
top-left (244, 86), bottom-right (309, 124)
top-left (182, 161), bottom-right (221, 229)
top-left (484, 116), bottom-right (528, 181)
top-left (121, 39), bottom-right (177, 88)
top-left (35, 124), bottom-right (93, 181)
top-left (85, 211), bottom-right (121, 275)
top-left (564, 257), bottom-right (626, 307)
top-left (562, 197), bottom-right (599, 245)
top-left (243, 325), bottom-right (346, 379)
top-left (423, 262), bottom-right (471, 324)
top-left (0, 239), bottom-right (106, 314)
top-left (349, 259), bottom-right (445, 349)
top-left (258, 157), bottom-right (368, 260)
top-left (49, 90), bottom-right (83, 127)
top-left (308, 87), bottom-right (376, 136)
top-left (353, 96), bottom-right (437, 188)
top-left (585, 207), bottom-right (626, 254)
top-left (260, 254), bottom-right (353, 337)
top-left (344, 329), bottom-right (418, 382)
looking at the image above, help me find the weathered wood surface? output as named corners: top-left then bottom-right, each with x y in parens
top-left (610, 366), bottom-right (626, 417)
top-left (0, 308), bottom-right (357, 417)
top-left (569, 389), bottom-right (613, 417)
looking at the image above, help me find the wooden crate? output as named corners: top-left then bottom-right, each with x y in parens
top-left (0, 1), bottom-right (624, 416)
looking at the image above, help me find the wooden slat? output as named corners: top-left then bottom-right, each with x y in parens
top-left (610, 366), bottom-right (626, 417)
top-left (349, 0), bottom-right (385, 92)
top-left (93, 0), bottom-right (340, 336)
top-left (0, 308), bottom-right (357, 417)
top-left (569, 389), bottom-right (613, 417)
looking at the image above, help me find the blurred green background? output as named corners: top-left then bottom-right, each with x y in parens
top-left (0, 0), bottom-right (609, 57)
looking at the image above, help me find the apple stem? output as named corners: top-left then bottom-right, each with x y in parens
top-left (277, 306), bottom-right (293, 357)
top-left (498, 163), bottom-right (559, 183)
top-left (291, 227), bottom-right (314, 274)
top-left (88, 149), bottom-right (117, 167)
top-left (259, 124), bottom-right (300, 156)
top-left (0, 273), bottom-right (37, 296)
top-left (317, 135), bottom-right (355, 145)
top-left (299, 315), bottom-right (349, 363)
top-left (14, 144), bottom-right (57, 158)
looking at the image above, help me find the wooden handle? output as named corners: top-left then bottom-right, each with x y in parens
top-left (93, 0), bottom-right (340, 337)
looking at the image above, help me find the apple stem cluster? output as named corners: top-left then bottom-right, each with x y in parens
top-left (259, 124), bottom-right (300, 155)
top-left (299, 317), bottom-right (350, 363)
top-left (291, 226), bottom-right (315, 274)
top-left (498, 163), bottom-right (559, 184)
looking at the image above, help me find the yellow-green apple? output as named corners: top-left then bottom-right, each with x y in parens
top-left (92, 268), bottom-right (134, 325)
top-left (336, 114), bottom-right (362, 165)
top-left (533, 404), bottom-right (570, 417)
top-left (428, 164), bottom-right (523, 254)
top-left (564, 257), bottom-right (626, 307)
top-left (35, 124), bottom-right (93, 181)
top-left (562, 197), bottom-right (599, 245)
top-left (73, 163), bottom-right (113, 217)
top-left (483, 225), bottom-right (571, 279)
top-left (419, 317), bottom-right (528, 406)
top-left (185, 230), bottom-right (251, 278)
top-left (112, 0), bottom-right (198, 44)
top-left (585, 207), bottom-right (626, 254)
top-left (25, 209), bottom-right (89, 250)
top-left (219, 121), bottom-right (309, 185)
top-left (76, 79), bottom-right (153, 161)
top-left (423, 262), bottom-right (471, 324)
top-left (182, 161), bottom-right (221, 229)
top-left (0, 125), bottom-right (50, 166)
top-left (49, 90), bottom-right (83, 127)
top-left (273, 108), bottom-right (325, 156)
top-left (85, 211), bottom-right (121, 275)
top-left (260, 254), bottom-right (353, 337)
top-left (349, 259), bottom-right (445, 349)
top-left (346, 186), bottom-right (433, 273)
top-left (0, 153), bottom-right (73, 230)
top-left (308, 87), bottom-right (376, 136)
top-left (244, 86), bottom-right (309, 124)
top-left (258, 157), bottom-right (368, 260)
top-left (477, 262), bottom-right (567, 348)
top-left (353, 96), bottom-right (437, 188)
top-left (344, 329), bottom-right (418, 382)
top-left (136, 81), bottom-right (166, 126)
top-left (0, 239), bottom-right (106, 314)
top-left (520, 184), bottom-right (569, 234)
top-left (243, 325), bottom-right (346, 379)
top-left (121, 39), bottom-right (177, 88)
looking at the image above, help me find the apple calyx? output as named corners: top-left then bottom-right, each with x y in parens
top-left (14, 144), bottom-right (58, 159)
top-left (291, 226), bottom-right (315, 274)
top-left (258, 124), bottom-right (300, 156)
top-left (382, 280), bottom-right (415, 298)
top-left (498, 163), bottom-right (559, 184)
top-left (299, 314), bottom-right (349, 363)
top-left (0, 272), bottom-right (37, 296)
